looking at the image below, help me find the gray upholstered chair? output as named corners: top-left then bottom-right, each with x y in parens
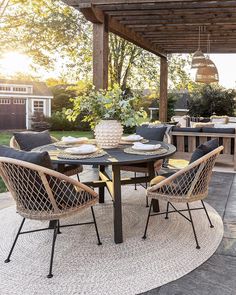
top-left (143, 146), bottom-right (223, 249)
top-left (0, 157), bottom-right (101, 278)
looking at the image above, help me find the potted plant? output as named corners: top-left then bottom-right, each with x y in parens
top-left (67, 85), bottom-right (147, 148)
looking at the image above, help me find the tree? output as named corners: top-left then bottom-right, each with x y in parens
top-left (1, 1), bottom-right (194, 92)
top-left (188, 84), bottom-right (236, 117)
top-left (109, 34), bottom-right (193, 92)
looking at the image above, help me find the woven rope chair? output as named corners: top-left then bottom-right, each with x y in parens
top-left (10, 135), bottom-right (83, 178)
top-left (0, 157), bottom-right (101, 278)
top-left (142, 146), bottom-right (223, 249)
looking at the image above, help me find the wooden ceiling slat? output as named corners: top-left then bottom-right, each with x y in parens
top-left (113, 12), bottom-right (236, 20)
top-left (97, 1), bottom-right (236, 11)
top-left (108, 7), bottom-right (236, 16)
top-left (123, 19), bottom-right (236, 26)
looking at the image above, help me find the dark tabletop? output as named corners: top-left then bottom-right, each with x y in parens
top-left (34, 141), bottom-right (176, 166)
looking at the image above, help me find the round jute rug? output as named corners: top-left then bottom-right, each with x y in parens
top-left (0, 186), bottom-right (223, 295)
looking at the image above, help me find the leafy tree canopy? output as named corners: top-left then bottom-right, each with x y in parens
top-left (1, 0), bottom-right (195, 92)
top-left (188, 84), bottom-right (236, 117)
top-left (1, 0), bottom-right (92, 78)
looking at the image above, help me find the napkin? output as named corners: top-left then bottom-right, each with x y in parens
top-left (132, 142), bottom-right (161, 151)
top-left (122, 134), bottom-right (143, 141)
top-left (61, 136), bottom-right (88, 143)
top-left (65, 144), bottom-right (97, 154)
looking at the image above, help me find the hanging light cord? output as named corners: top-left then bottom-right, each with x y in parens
top-left (207, 33), bottom-right (210, 59)
top-left (198, 26), bottom-right (201, 50)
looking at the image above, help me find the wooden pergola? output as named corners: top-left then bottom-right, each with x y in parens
top-left (64, 0), bottom-right (236, 121)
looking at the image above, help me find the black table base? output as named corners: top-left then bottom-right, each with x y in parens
top-left (83, 162), bottom-right (160, 244)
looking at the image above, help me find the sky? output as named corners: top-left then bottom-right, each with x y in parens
top-left (209, 54), bottom-right (236, 89)
top-left (0, 52), bottom-right (235, 89)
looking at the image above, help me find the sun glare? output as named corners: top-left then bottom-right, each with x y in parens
top-left (0, 52), bottom-right (32, 75)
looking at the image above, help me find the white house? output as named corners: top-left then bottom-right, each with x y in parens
top-left (0, 79), bottom-right (53, 130)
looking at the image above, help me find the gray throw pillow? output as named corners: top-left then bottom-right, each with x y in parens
top-left (189, 139), bottom-right (219, 164)
top-left (13, 130), bottom-right (52, 151)
top-left (136, 126), bottom-right (167, 141)
top-left (0, 145), bottom-right (53, 168)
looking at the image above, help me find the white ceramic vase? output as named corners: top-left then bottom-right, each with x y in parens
top-left (94, 120), bottom-right (123, 148)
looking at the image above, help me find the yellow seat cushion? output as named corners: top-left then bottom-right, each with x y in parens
top-left (150, 175), bottom-right (166, 186)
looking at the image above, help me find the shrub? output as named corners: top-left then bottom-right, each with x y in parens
top-left (31, 112), bottom-right (51, 131)
top-left (47, 109), bottom-right (90, 131)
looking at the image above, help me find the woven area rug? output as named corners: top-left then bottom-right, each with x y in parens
top-left (0, 186), bottom-right (223, 295)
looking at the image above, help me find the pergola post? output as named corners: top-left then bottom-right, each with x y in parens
top-left (159, 56), bottom-right (168, 122)
top-left (93, 19), bottom-right (108, 90)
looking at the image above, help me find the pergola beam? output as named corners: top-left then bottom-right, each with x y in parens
top-left (159, 57), bottom-right (168, 123)
top-left (72, 0), bottom-right (236, 4)
top-left (93, 21), bottom-right (109, 89)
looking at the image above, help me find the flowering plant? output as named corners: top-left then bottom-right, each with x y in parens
top-left (67, 85), bottom-right (147, 128)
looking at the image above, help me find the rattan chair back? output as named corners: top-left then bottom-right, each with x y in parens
top-left (148, 146), bottom-right (223, 203)
top-left (0, 157), bottom-right (98, 220)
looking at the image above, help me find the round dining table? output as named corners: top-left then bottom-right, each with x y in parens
top-left (35, 141), bottom-right (176, 244)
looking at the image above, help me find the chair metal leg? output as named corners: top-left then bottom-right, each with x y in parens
top-left (201, 200), bottom-right (214, 228)
top-left (165, 202), bottom-right (170, 219)
top-left (142, 199), bottom-right (153, 239)
top-left (5, 218), bottom-right (25, 263)
top-left (57, 220), bottom-right (62, 234)
top-left (187, 203), bottom-right (200, 249)
top-left (134, 172), bottom-right (137, 190)
top-left (91, 206), bottom-right (102, 245)
top-left (146, 196), bottom-right (149, 207)
top-left (47, 220), bottom-right (59, 279)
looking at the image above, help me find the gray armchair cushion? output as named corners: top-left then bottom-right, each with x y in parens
top-left (202, 127), bottom-right (235, 134)
top-left (172, 127), bottom-right (202, 132)
top-left (13, 130), bottom-right (52, 151)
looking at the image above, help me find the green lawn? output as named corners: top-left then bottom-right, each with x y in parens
top-left (0, 130), bottom-right (93, 193)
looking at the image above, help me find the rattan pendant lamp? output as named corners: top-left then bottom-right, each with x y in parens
top-left (195, 34), bottom-right (219, 83)
top-left (191, 26), bottom-right (206, 68)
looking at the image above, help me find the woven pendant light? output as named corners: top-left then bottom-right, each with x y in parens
top-left (191, 27), bottom-right (206, 68)
top-left (195, 58), bottom-right (219, 83)
top-left (195, 34), bottom-right (219, 83)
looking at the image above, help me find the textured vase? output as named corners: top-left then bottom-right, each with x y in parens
top-left (95, 120), bottom-right (123, 148)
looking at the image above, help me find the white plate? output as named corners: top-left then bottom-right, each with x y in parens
top-left (121, 135), bottom-right (143, 142)
top-left (132, 143), bottom-right (161, 151)
top-left (64, 145), bottom-right (97, 155)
